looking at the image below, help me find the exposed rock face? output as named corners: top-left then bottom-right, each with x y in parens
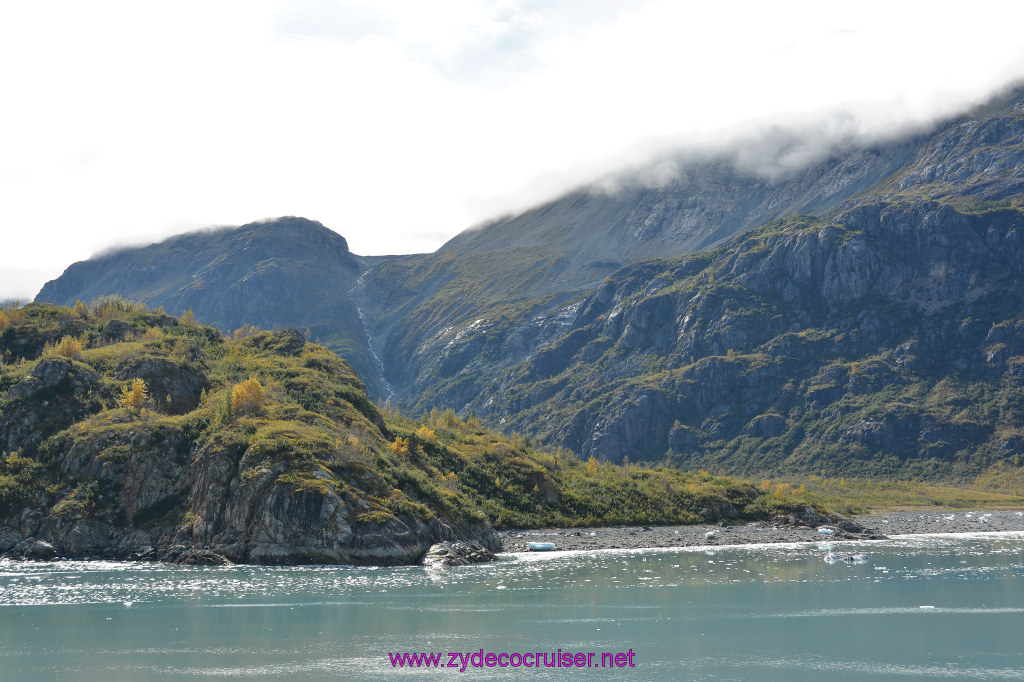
top-left (422, 541), bottom-right (497, 567)
top-left (2, 358), bottom-right (100, 454)
top-left (351, 91), bottom-right (1024, 479)
top-left (22, 539), bottom-right (58, 560)
top-left (187, 443), bottom-right (500, 565)
top-left (101, 319), bottom-right (135, 343)
top-left (113, 356), bottom-right (207, 414)
top-left (7, 358), bottom-right (73, 399)
top-left (458, 199), bottom-right (1024, 477)
top-left (1, 413), bottom-right (502, 564)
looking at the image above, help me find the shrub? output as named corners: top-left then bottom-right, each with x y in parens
top-left (90, 294), bottom-right (147, 321)
top-left (0, 452), bottom-right (44, 516)
top-left (0, 304), bottom-right (25, 330)
top-left (53, 335), bottom-right (85, 360)
top-left (51, 482), bottom-right (102, 520)
top-left (233, 324), bottom-right (260, 341)
top-left (231, 378), bottom-right (264, 416)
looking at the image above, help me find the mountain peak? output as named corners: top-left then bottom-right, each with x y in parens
top-left (34, 215), bottom-right (381, 395)
top-left (232, 217), bottom-right (350, 254)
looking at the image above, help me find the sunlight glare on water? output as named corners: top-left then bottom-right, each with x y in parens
top-left (1, 533), bottom-right (1022, 680)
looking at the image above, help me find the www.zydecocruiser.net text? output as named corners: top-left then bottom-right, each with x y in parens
top-left (389, 649), bottom-right (637, 671)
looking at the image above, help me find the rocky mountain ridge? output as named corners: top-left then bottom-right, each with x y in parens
top-left (36, 217), bottom-right (387, 399)
top-left (32, 85), bottom-right (1024, 481)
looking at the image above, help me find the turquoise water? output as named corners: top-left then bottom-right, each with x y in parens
top-left (1, 533), bottom-right (1023, 680)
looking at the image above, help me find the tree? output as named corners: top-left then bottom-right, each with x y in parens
top-left (586, 455), bottom-right (599, 475)
top-left (53, 335), bottom-right (84, 360)
top-left (233, 324), bottom-right (259, 341)
top-left (214, 390), bottom-right (233, 424)
top-left (391, 437), bottom-right (410, 458)
top-left (119, 378), bottom-right (149, 413)
top-left (180, 309), bottom-right (196, 325)
top-left (231, 378), bottom-right (264, 416)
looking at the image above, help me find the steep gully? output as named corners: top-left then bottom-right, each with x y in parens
top-left (348, 270), bottom-right (395, 403)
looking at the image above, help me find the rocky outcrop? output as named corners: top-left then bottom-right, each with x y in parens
top-left (2, 358), bottom-right (101, 454)
top-left (113, 356), bottom-right (207, 414)
top-left (184, 438), bottom-right (500, 565)
top-left (1, 413), bottom-right (502, 564)
top-left (767, 508), bottom-right (887, 540)
top-left (422, 540), bottom-right (497, 567)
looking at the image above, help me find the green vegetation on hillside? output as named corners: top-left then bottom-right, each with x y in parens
top-left (2, 298), bottom-right (1020, 551)
top-left (448, 199), bottom-right (1024, 490)
top-left (1, 299), bottom-right (862, 536)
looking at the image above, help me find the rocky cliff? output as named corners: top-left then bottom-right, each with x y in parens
top-left (0, 306), bottom-right (500, 565)
top-left (480, 201), bottom-right (1024, 480)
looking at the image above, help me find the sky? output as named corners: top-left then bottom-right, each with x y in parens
top-left (2, 1), bottom-right (1024, 302)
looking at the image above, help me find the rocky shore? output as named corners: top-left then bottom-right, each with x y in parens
top-left (498, 509), bottom-right (1024, 553)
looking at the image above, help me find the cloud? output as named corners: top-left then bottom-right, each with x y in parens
top-left (0, 267), bottom-right (58, 303)
top-left (273, 0), bottom-right (394, 43)
top-left (2, 1), bottom-right (1024, 301)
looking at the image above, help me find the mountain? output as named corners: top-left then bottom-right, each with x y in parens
top-left (0, 302), bottom-right (805, 564)
top-left (392, 86), bottom-right (1024, 481)
top-left (35, 217), bottom-right (386, 398)
top-left (359, 133), bottom-right (926, 408)
top-left (34, 85), bottom-right (1024, 482)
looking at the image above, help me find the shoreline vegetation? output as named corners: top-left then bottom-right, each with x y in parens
top-left (2, 299), bottom-right (1023, 565)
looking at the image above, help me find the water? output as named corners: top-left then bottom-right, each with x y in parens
top-left (2, 533), bottom-right (1023, 680)
top-left (347, 271), bottom-right (395, 403)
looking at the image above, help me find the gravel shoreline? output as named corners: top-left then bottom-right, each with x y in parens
top-left (497, 509), bottom-right (1024, 553)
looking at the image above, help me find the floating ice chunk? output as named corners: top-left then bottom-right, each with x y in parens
top-left (919, 605), bottom-right (935, 609)
top-left (818, 528), bottom-right (834, 535)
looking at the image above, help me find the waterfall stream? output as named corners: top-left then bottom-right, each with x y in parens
top-left (349, 270), bottom-right (395, 403)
